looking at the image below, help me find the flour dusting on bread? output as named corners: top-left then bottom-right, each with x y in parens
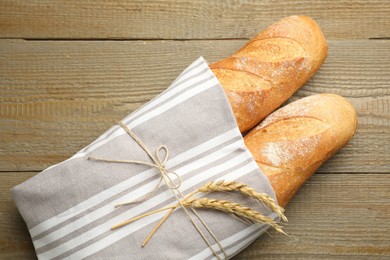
top-left (210, 15), bottom-right (328, 132)
top-left (245, 94), bottom-right (357, 207)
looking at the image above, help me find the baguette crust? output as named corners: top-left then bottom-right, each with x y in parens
top-left (244, 94), bottom-right (357, 207)
top-left (210, 15), bottom-right (328, 132)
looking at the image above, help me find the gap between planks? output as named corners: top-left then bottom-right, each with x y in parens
top-left (1, 171), bottom-right (388, 175)
top-left (0, 37), bottom-right (389, 41)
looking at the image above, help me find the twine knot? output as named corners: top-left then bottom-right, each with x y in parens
top-left (88, 122), bottom-right (183, 207)
top-left (153, 145), bottom-right (181, 190)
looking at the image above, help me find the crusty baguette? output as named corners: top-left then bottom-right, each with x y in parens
top-left (244, 94), bottom-right (357, 207)
top-left (210, 15), bottom-right (328, 133)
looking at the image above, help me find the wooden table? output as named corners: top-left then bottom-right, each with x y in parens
top-left (1, 1), bottom-right (389, 259)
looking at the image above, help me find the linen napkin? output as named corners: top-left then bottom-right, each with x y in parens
top-left (12, 57), bottom-right (278, 259)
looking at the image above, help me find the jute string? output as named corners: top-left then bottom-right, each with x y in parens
top-left (88, 121), bottom-right (228, 259)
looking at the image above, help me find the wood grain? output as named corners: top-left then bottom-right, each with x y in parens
top-left (235, 173), bottom-right (390, 259)
top-left (2, 172), bottom-right (389, 259)
top-left (1, 0), bottom-right (390, 40)
top-left (0, 172), bottom-right (36, 260)
top-left (1, 39), bottom-right (389, 172)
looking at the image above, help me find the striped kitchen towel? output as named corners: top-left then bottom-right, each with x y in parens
top-left (12, 57), bottom-right (278, 259)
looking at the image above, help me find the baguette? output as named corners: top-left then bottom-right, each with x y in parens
top-left (244, 94), bottom-right (357, 207)
top-left (210, 15), bottom-right (328, 132)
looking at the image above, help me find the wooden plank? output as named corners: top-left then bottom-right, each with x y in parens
top-left (1, 172), bottom-right (389, 259)
top-left (0, 0), bottom-right (390, 40)
top-left (0, 172), bottom-right (36, 259)
top-left (0, 39), bottom-right (389, 172)
top-left (236, 173), bottom-right (390, 259)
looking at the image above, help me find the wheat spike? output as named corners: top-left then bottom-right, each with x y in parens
top-left (198, 181), bottom-right (287, 222)
top-left (182, 198), bottom-right (286, 235)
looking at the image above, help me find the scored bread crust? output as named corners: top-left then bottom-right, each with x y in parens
top-left (210, 15), bottom-right (328, 133)
top-left (244, 94), bottom-right (358, 207)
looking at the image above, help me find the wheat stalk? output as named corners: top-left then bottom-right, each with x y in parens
top-left (112, 180), bottom-right (288, 245)
top-left (182, 198), bottom-right (286, 235)
top-left (198, 181), bottom-right (287, 222)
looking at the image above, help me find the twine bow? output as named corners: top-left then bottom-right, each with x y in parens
top-left (88, 121), bottom-right (228, 259)
top-left (89, 125), bottom-right (183, 207)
